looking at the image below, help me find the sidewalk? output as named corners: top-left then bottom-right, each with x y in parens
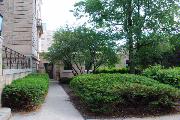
top-left (11, 80), bottom-right (84, 120)
top-left (87, 114), bottom-right (180, 120)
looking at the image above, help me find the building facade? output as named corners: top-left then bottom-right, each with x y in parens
top-left (0, 0), bottom-right (43, 71)
top-left (38, 24), bottom-right (57, 79)
top-left (39, 24), bottom-right (54, 53)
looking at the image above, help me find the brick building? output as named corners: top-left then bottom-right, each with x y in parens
top-left (0, 0), bottom-right (43, 71)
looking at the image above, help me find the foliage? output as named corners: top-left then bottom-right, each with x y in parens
top-left (143, 66), bottom-right (180, 88)
top-left (45, 26), bottom-right (118, 75)
top-left (135, 34), bottom-right (174, 68)
top-left (164, 34), bottom-right (180, 67)
top-left (94, 67), bottom-right (129, 74)
top-left (142, 65), bottom-right (164, 79)
top-left (2, 74), bottom-right (49, 111)
top-left (70, 74), bottom-right (180, 113)
top-left (155, 68), bottom-right (180, 88)
top-left (73, 0), bottom-right (180, 73)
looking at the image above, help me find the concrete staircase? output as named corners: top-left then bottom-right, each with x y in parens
top-left (0, 108), bottom-right (11, 120)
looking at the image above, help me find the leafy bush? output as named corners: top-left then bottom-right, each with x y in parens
top-left (70, 74), bottom-right (180, 113)
top-left (142, 65), bottom-right (163, 79)
top-left (2, 74), bottom-right (49, 111)
top-left (155, 68), bottom-right (180, 88)
top-left (143, 66), bottom-right (180, 88)
top-left (94, 67), bottom-right (129, 74)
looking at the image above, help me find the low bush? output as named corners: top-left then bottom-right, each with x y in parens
top-left (94, 67), bottom-right (129, 74)
top-left (2, 74), bottom-right (49, 111)
top-left (142, 65), bottom-right (163, 79)
top-left (143, 66), bottom-right (180, 88)
top-left (70, 74), bottom-right (180, 113)
top-left (155, 68), bottom-right (180, 88)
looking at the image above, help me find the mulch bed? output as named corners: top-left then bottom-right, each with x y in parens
top-left (61, 83), bottom-right (180, 119)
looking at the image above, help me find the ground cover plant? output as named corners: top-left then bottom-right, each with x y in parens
top-left (2, 74), bottom-right (49, 111)
top-left (70, 74), bottom-right (180, 113)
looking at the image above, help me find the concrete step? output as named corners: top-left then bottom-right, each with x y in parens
top-left (0, 108), bottom-right (11, 120)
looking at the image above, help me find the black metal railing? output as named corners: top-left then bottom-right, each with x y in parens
top-left (2, 46), bottom-right (31, 69)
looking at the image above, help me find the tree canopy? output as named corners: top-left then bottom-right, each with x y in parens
top-left (74, 0), bottom-right (180, 73)
top-left (45, 26), bottom-right (118, 75)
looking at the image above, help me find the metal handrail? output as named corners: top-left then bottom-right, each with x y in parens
top-left (2, 46), bottom-right (31, 69)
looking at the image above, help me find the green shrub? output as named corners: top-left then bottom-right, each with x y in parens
top-left (94, 67), bottom-right (129, 74)
top-left (70, 74), bottom-right (180, 113)
top-left (142, 65), bottom-right (163, 79)
top-left (143, 66), bottom-right (180, 88)
top-left (2, 74), bottom-right (49, 111)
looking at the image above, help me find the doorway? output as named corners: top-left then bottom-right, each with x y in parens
top-left (44, 63), bottom-right (54, 79)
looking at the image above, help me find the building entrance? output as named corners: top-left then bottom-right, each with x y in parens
top-left (44, 63), bottom-right (54, 79)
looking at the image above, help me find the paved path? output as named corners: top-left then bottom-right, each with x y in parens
top-left (11, 80), bottom-right (84, 120)
top-left (123, 114), bottom-right (180, 120)
top-left (87, 114), bottom-right (180, 120)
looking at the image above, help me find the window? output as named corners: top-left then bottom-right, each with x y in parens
top-left (64, 62), bottom-right (72, 70)
top-left (126, 60), bottom-right (129, 67)
top-left (85, 63), bottom-right (92, 70)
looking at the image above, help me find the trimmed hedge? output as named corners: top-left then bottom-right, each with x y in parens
top-left (143, 66), bottom-right (180, 88)
top-left (2, 74), bottom-right (49, 111)
top-left (94, 68), bottom-right (129, 74)
top-left (70, 74), bottom-right (180, 112)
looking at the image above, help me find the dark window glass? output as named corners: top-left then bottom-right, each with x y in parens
top-left (64, 63), bottom-right (72, 70)
top-left (85, 63), bottom-right (92, 70)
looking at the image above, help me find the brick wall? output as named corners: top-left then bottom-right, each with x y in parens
top-left (0, 0), bottom-right (43, 72)
top-left (0, 0), bottom-right (42, 59)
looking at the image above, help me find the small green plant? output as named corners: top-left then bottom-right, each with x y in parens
top-left (70, 74), bottom-right (180, 113)
top-left (2, 74), bottom-right (49, 111)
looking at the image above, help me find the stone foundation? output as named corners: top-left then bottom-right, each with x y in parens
top-left (3, 69), bottom-right (32, 85)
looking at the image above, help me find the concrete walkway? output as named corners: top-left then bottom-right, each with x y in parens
top-left (11, 80), bottom-right (84, 120)
top-left (87, 114), bottom-right (180, 120)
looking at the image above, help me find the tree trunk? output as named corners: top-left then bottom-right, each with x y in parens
top-left (127, 0), bottom-right (135, 74)
top-left (129, 37), bottom-right (135, 74)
